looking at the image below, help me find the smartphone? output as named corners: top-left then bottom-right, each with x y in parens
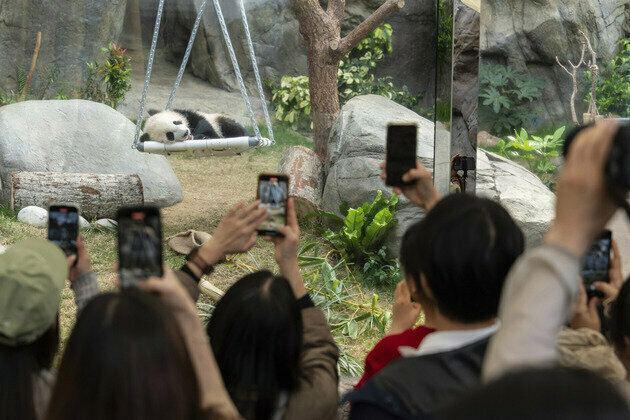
top-left (48, 204), bottom-right (79, 257)
top-left (256, 173), bottom-right (289, 236)
top-left (117, 206), bottom-right (163, 288)
top-left (385, 123), bottom-right (417, 187)
top-left (581, 229), bottom-right (613, 299)
top-left (452, 156), bottom-right (476, 172)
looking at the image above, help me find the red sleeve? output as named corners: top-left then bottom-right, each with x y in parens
top-left (355, 326), bottom-right (434, 389)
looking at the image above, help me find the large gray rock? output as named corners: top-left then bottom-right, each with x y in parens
top-left (0, 0), bottom-right (128, 95)
top-left (0, 100), bottom-right (182, 208)
top-left (481, 0), bottom-right (630, 123)
top-left (323, 95), bottom-right (555, 256)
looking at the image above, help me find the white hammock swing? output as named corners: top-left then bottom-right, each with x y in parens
top-left (133, 0), bottom-right (274, 156)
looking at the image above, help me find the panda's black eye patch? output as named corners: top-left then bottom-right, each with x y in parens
top-left (166, 132), bottom-right (175, 141)
top-left (173, 121), bottom-right (183, 125)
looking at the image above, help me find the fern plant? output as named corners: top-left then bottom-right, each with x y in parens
top-left (585, 38), bottom-right (630, 117)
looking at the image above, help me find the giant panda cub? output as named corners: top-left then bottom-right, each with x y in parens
top-left (139, 109), bottom-right (248, 144)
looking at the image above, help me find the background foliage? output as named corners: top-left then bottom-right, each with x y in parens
top-left (586, 38), bottom-right (630, 117)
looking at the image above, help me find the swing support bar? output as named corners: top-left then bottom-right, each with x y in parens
top-left (136, 137), bottom-right (272, 156)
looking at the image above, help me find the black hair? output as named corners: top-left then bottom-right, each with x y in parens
top-left (47, 290), bottom-right (200, 420)
top-left (400, 194), bottom-right (524, 323)
top-left (207, 270), bottom-right (303, 420)
top-left (609, 277), bottom-right (630, 351)
top-left (0, 323), bottom-right (59, 420)
top-left (438, 367), bottom-right (630, 419)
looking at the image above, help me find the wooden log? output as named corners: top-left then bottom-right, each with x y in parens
top-left (278, 146), bottom-right (324, 219)
top-left (11, 172), bottom-right (144, 219)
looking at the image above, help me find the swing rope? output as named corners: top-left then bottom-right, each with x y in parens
top-left (133, 0), bottom-right (275, 151)
top-left (237, 0), bottom-right (274, 144)
top-left (133, 0), bottom-right (166, 148)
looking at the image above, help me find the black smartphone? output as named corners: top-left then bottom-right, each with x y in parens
top-left (452, 156), bottom-right (476, 172)
top-left (581, 229), bottom-right (613, 299)
top-left (117, 206), bottom-right (163, 288)
top-left (48, 204), bottom-right (79, 257)
top-left (385, 123), bottom-right (417, 187)
top-left (256, 173), bottom-right (289, 236)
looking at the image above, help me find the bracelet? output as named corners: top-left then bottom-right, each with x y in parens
top-left (186, 247), bottom-right (215, 275)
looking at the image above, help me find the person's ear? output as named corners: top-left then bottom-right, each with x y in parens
top-left (624, 336), bottom-right (630, 350)
top-left (404, 272), bottom-right (422, 303)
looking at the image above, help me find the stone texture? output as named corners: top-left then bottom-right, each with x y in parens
top-left (96, 218), bottom-right (118, 229)
top-left (17, 206), bottom-right (48, 228)
top-left (79, 216), bottom-right (90, 230)
top-left (323, 95), bottom-right (556, 256)
top-left (0, 0), bottom-right (128, 94)
top-left (0, 244), bottom-right (5, 254)
top-left (478, 131), bottom-right (501, 148)
top-left (481, 0), bottom-right (630, 123)
top-left (0, 100), bottom-right (182, 208)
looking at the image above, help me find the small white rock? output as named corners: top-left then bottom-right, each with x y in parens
top-left (95, 218), bottom-right (118, 229)
top-left (17, 206), bottom-right (48, 228)
top-left (79, 216), bottom-right (90, 230)
top-left (0, 244), bottom-right (6, 254)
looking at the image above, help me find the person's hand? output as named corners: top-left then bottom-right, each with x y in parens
top-left (139, 269), bottom-right (197, 317)
top-left (570, 283), bottom-right (602, 331)
top-left (199, 200), bottom-right (269, 263)
top-left (609, 239), bottom-right (624, 290)
top-left (264, 199), bottom-right (306, 298)
top-left (67, 236), bottom-right (93, 282)
top-left (380, 160), bottom-right (442, 212)
top-left (545, 121), bottom-right (619, 257)
top-left (389, 280), bottom-right (422, 336)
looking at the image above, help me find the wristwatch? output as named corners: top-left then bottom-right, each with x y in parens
top-left (186, 246), bottom-right (215, 275)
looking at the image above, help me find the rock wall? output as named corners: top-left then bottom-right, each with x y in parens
top-left (481, 0), bottom-right (630, 124)
top-left (0, 0), bottom-right (128, 95)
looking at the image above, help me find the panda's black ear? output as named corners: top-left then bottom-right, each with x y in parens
top-left (147, 109), bottom-right (160, 116)
top-left (139, 133), bottom-right (150, 143)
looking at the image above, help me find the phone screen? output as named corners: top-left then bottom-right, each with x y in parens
top-left (48, 205), bottom-right (79, 256)
top-left (257, 174), bottom-right (288, 236)
top-left (386, 124), bottom-right (417, 187)
top-left (117, 207), bottom-right (163, 287)
top-left (581, 230), bottom-right (612, 296)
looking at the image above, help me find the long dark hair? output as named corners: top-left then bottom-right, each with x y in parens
top-left (0, 324), bottom-right (58, 420)
top-left (207, 270), bottom-right (303, 420)
top-left (609, 278), bottom-right (630, 351)
top-left (47, 290), bottom-right (200, 420)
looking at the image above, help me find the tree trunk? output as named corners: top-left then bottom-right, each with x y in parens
top-left (309, 60), bottom-right (340, 160)
top-left (278, 145), bottom-right (324, 219)
top-left (11, 172), bottom-right (144, 219)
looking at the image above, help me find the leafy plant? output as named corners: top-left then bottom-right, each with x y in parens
top-left (80, 43), bottom-right (132, 109)
top-left (585, 38), bottom-right (630, 117)
top-left (494, 126), bottom-right (565, 177)
top-left (268, 24), bottom-right (422, 131)
top-left (437, 0), bottom-right (453, 58)
top-left (479, 64), bottom-right (545, 137)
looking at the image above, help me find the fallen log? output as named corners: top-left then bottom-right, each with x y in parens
top-left (278, 146), bottom-right (324, 219)
top-left (11, 171), bottom-right (144, 219)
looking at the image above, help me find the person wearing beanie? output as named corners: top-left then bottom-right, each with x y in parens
top-left (0, 237), bottom-right (98, 420)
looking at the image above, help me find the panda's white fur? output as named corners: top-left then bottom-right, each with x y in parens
top-left (140, 109), bottom-right (248, 144)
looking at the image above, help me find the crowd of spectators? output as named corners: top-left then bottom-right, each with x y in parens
top-left (1, 120), bottom-right (629, 419)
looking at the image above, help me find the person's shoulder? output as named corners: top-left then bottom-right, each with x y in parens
top-left (370, 326), bottom-right (435, 362)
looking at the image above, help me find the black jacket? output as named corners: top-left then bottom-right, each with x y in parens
top-left (345, 336), bottom-right (490, 419)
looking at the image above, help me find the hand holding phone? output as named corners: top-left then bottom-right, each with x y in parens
top-left (256, 173), bottom-right (289, 237)
top-left (385, 123), bottom-right (418, 187)
top-left (117, 206), bottom-right (163, 288)
top-left (48, 204), bottom-right (79, 257)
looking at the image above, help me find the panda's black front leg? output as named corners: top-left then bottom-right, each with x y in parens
top-left (192, 120), bottom-right (220, 139)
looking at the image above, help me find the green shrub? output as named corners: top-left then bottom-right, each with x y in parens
top-left (268, 24), bottom-right (422, 130)
top-left (308, 191), bottom-right (402, 286)
top-left (479, 64), bottom-right (545, 137)
top-left (437, 0), bottom-right (453, 58)
top-left (586, 38), bottom-right (630, 117)
top-left (80, 43), bottom-right (132, 109)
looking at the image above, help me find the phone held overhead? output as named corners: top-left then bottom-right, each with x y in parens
top-left (117, 206), bottom-right (163, 288)
top-left (385, 123), bottom-right (418, 187)
top-left (257, 173), bottom-right (289, 236)
top-left (48, 204), bottom-right (79, 257)
top-left (581, 229), bottom-right (613, 299)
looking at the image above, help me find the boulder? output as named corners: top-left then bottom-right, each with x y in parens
top-left (0, 0), bottom-right (128, 95)
top-left (17, 206), bottom-right (48, 228)
top-left (79, 216), bottom-right (90, 230)
top-left (481, 0), bottom-right (630, 123)
top-left (95, 218), bottom-right (118, 229)
top-left (323, 95), bottom-right (556, 256)
top-left (0, 244), bottom-right (5, 254)
top-left (478, 131), bottom-right (501, 148)
top-left (0, 100), bottom-right (182, 208)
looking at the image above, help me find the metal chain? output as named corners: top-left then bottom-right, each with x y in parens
top-left (133, 0), bottom-right (166, 148)
top-left (237, 0), bottom-right (275, 144)
top-left (211, 0), bottom-right (262, 141)
top-left (166, 0), bottom-right (209, 110)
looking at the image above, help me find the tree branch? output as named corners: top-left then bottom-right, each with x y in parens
top-left (291, 0), bottom-right (327, 36)
top-left (327, 0), bottom-right (345, 25)
top-left (329, 0), bottom-right (404, 59)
